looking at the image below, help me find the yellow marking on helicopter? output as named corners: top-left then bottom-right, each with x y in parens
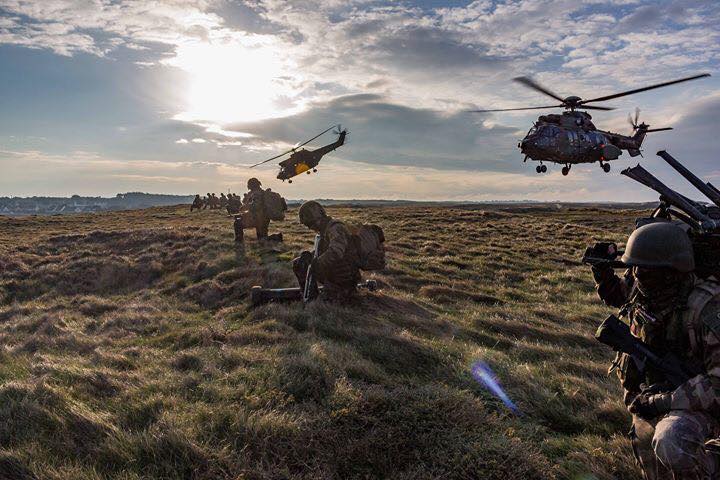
top-left (295, 163), bottom-right (310, 175)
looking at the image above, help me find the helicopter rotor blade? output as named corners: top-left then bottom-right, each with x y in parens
top-left (646, 127), bottom-right (673, 132)
top-left (580, 105), bottom-right (615, 111)
top-left (635, 107), bottom-right (640, 125)
top-left (513, 77), bottom-right (566, 103)
top-left (468, 104), bottom-right (565, 112)
top-left (294, 125), bottom-right (337, 150)
top-left (249, 149), bottom-right (296, 168)
top-left (579, 73), bottom-right (710, 105)
top-left (628, 112), bottom-right (635, 129)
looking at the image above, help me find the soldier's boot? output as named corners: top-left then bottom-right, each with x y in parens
top-left (234, 216), bottom-right (244, 243)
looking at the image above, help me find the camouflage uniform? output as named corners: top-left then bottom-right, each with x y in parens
top-left (595, 269), bottom-right (720, 479)
top-left (242, 187), bottom-right (269, 239)
top-left (293, 202), bottom-right (360, 299)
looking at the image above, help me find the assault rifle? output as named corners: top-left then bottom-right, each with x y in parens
top-left (595, 315), bottom-right (700, 388)
top-left (596, 315), bottom-right (720, 455)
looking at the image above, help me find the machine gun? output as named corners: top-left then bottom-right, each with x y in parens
top-left (303, 234), bottom-right (321, 304)
top-left (585, 150), bottom-right (720, 279)
top-left (595, 315), bottom-right (700, 388)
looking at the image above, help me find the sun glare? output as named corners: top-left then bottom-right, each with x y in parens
top-left (171, 39), bottom-right (303, 124)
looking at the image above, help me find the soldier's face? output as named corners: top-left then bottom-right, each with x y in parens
top-left (633, 266), bottom-right (678, 298)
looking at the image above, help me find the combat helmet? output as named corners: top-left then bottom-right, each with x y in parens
top-left (620, 222), bottom-right (695, 272)
top-left (298, 200), bottom-right (326, 226)
top-left (247, 177), bottom-right (262, 189)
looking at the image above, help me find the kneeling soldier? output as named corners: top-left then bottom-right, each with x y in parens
top-left (293, 201), bottom-right (360, 300)
top-left (592, 222), bottom-right (720, 479)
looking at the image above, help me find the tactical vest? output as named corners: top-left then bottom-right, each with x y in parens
top-left (616, 278), bottom-right (720, 392)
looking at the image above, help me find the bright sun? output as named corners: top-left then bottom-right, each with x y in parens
top-left (170, 38), bottom-right (302, 125)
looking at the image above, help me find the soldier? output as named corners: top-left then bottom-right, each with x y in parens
top-left (292, 201), bottom-right (360, 300)
top-left (219, 192), bottom-right (228, 209)
top-left (233, 178), bottom-right (270, 242)
top-left (190, 194), bottom-right (203, 212)
top-left (227, 193), bottom-right (241, 215)
top-left (592, 222), bottom-right (720, 479)
top-left (203, 193), bottom-right (211, 210)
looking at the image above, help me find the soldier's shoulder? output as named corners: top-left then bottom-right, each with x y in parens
top-left (326, 219), bottom-right (351, 234)
top-left (693, 279), bottom-right (720, 338)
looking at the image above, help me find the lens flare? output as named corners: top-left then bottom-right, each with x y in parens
top-left (471, 360), bottom-right (521, 415)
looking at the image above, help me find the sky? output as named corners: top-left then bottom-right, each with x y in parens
top-left (0, 0), bottom-right (718, 201)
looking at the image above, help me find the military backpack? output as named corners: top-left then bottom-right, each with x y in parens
top-left (348, 224), bottom-right (386, 271)
top-left (263, 189), bottom-right (288, 221)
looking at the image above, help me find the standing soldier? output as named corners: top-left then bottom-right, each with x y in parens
top-left (233, 178), bottom-right (270, 242)
top-left (293, 201), bottom-right (361, 300)
top-left (227, 193), bottom-right (241, 215)
top-left (219, 193), bottom-right (228, 210)
top-left (190, 194), bottom-right (203, 212)
top-left (591, 222), bottom-right (719, 479)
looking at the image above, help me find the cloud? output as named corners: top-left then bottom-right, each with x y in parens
top-left (175, 138), bottom-right (189, 144)
top-left (224, 93), bottom-right (522, 172)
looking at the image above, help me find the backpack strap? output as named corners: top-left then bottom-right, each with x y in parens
top-left (683, 278), bottom-right (720, 355)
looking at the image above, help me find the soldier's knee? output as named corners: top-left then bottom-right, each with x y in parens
top-left (652, 415), bottom-right (703, 472)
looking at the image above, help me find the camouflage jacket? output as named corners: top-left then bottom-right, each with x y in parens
top-left (596, 272), bottom-right (720, 416)
top-left (317, 218), bottom-right (359, 276)
top-left (243, 188), bottom-right (266, 217)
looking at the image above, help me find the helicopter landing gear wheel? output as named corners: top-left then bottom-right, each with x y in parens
top-left (307, 170), bottom-right (311, 174)
top-left (602, 163), bottom-right (611, 173)
top-left (536, 165), bottom-right (542, 173)
top-left (562, 165), bottom-right (570, 176)
top-left (288, 179), bottom-right (292, 183)
top-left (541, 165), bottom-right (547, 173)
top-left (313, 168), bottom-right (317, 172)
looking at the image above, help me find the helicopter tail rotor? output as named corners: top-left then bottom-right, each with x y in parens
top-left (628, 107), bottom-right (641, 130)
top-left (333, 123), bottom-right (348, 135)
top-left (626, 108), bottom-right (672, 134)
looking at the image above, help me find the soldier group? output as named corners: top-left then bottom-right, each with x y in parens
top-left (190, 192), bottom-right (230, 211)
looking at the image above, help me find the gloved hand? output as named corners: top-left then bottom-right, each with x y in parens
top-left (591, 262), bottom-right (615, 285)
top-left (628, 391), bottom-right (672, 420)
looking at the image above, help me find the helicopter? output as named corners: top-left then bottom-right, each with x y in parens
top-left (250, 125), bottom-right (347, 183)
top-left (470, 73), bottom-right (710, 175)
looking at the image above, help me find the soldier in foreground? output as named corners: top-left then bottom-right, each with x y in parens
top-left (293, 201), bottom-right (362, 300)
top-left (591, 223), bottom-right (719, 479)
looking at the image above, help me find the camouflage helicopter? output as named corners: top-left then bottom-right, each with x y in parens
top-left (471, 73), bottom-right (710, 176)
top-left (250, 125), bottom-right (347, 183)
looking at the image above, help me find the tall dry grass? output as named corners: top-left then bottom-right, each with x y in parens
top-left (0, 204), bottom-right (644, 479)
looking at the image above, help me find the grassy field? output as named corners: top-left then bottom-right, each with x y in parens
top-left (0, 203), bottom-right (645, 479)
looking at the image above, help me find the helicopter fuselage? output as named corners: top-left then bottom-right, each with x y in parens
top-left (519, 111), bottom-right (646, 171)
top-left (277, 131), bottom-right (346, 182)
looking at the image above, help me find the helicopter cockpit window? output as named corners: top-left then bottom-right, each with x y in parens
top-left (527, 126), bottom-right (538, 136)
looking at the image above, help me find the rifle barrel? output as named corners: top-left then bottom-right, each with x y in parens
top-left (622, 165), bottom-right (706, 224)
top-left (657, 150), bottom-right (720, 208)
